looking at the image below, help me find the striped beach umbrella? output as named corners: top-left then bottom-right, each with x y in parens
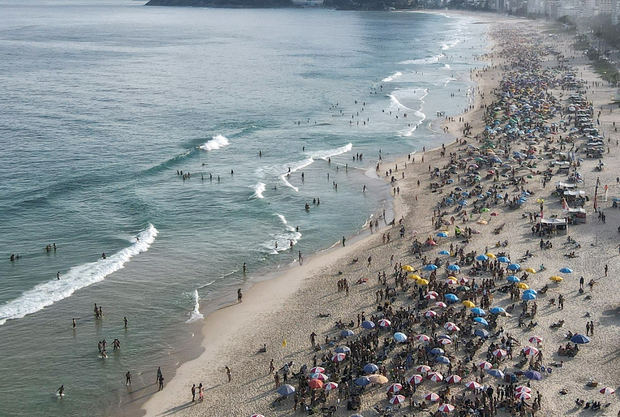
top-left (425, 310), bottom-right (438, 318)
top-left (600, 387), bottom-right (615, 395)
top-left (487, 369), bottom-right (504, 379)
top-left (250, 414), bottom-right (265, 417)
top-left (438, 403), bottom-right (455, 413)
top-left (515, 391), bottom-right (532, 400)
top-left (425, 291), bottom-right (439, 300)
top-left (477, 361), bottom-right (492, 370)
top-left (389, 394), bottom-right (406, 405)
top-left (324, 381), bottom-right (338, 391)
top-left (427, 371), bottom-right (443, 382)
top-left (446, 374), bottom-right (461, 384)
top-left (387, 383), bottom-right (403, 394)
top-left (528, 336), bottom-right (543, 344)
top-left (424, 392), bottom-right (440, 402)
top-left (378, 319), bottom-right (391, 328)
top-left (309, 366), bottom-right (325, 374)
top-left (465, 381), bottom-right (482, 390)
top-left (435, 301), bottom-right (448, 309)
top-left (439, 338), bottom-right (452, 345)
top-left (309, 372), bottom-right (329, 381)
top-left (415, 365), bottom-right (431, 374)
top-left (408, 374), bottom-right (423, 385)
top-left (444, 322), bottom-right (459, 332)
top-left (492, 348), bottom-right (508, 359)
top-left (335, 346), bottom-right (350, 354)
top-left (415, 334), bottom-right (431, 343)
top-left (522, 346), bottom-right (539, 356)
top-left (515, 385), bottom-right (532, 393)
top-left (331, 353), bottom-right (346, 362)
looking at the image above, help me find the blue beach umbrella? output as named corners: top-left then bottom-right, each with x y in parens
top-left (437, 232), bottom-right (448, 238)
top-left (439, 250), bottom-right (450, 255)
top-left (522, 292), bottom-right (536, 301)
top-left (361, 320), bottom-right (375, 329)
top-left (487, 369), bottom-right (504, 379)
top-left (507, 263), bottom-right (521, 271)
top-left (474, 328), bottom-right (489, 338)
top-left (436, 355), bottom-right (451, 364)
top-left (335, 346), bottom-right (351, 354)
top-left (506, 275), bottom-right (520, 283)
top-left (490, 307), bottom-right (505, 315)
top-left (476, 254), bottom-right (489, 261)
top-left (524, 370), bottom-right (542, 381)
top-left (355, 376), bottom-right (371, 387)
top-left (423, 264), bottom-right (438, 271)
top-left (497, 256), bottom-right (511, 263)
top-left (394, 332), bottom-right (408, 343)
top-left (523, 289), bottom-right (537, 296)
top-left (430, 347), bottom-right (445, 355)
top-left (570, 334), bottom-right (590, 344)
top-left (447, 264), bottom-right (460, 272)
top-left (473, 317), bottom-right (488, 326)
top-left (341, 329), bottom-right (354, 337)
top-left (445, 293), bottom-right (459, 303)
top-left (363, 363), bottom-right (379, 374)
top-left (560, 267), bottom-right (573, 274)
top-left (471, 307), bottom-right (486, 316)
top-left (277, 384), bottom-right (296, 396)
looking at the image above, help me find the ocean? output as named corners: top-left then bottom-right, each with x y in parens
top-left (0, 2), bottom-right (488, 415)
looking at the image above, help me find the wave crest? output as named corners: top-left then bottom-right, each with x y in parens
top-left (199, 134), bottom-right (230, 151)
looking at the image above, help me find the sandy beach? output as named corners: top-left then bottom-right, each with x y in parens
top-left (139, 13), bottom-right (620, 417)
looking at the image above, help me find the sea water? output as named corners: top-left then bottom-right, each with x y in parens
top-left (0, 2), bottom-right (488, 415)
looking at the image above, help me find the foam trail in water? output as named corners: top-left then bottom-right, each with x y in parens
top-left (199, 134), bottom-right (230, 151)
top-left (382, 71), bottom-right (402, 82)
top-left (279, 158), bottom-right (313, 192)
top-left (252, 182), bottom-right (266, 199)
top-left (186, 289), bottom-right (204, 323)
top-left (442, 39), bottom-right (461, 51)
top-left (0, 224), bottom-right (158, 326)
top-left (263, 214), bottom-right (302, 254)
top-left (399, 54), bottom-right (443, 65)
top-left (388, 94), bottom-right (413, 111)
top-left (307, 143), bottom-right (352, 161)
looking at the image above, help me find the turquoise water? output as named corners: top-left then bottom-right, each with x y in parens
top-left (0, 2), bottom-right (488, 415)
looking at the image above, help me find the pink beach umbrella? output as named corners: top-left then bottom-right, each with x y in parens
top-left (528, 336), bottom-right (543, 344)
top-left (378, 319), bottom-right (391, 328)
top-left (309, 366), bottom-right (325, 374)
top-left (408, 374), bottom-right (423, 385)
top-left (308, 378), bottom-right (324, 390)
top-left (416, 334), bottom-right (431, 343)
top-left (424, 392), bottom-right (440, 402)
top-left (427, 371), bottom-right (443, 382)
top-left (415, 365), bottom-right (431, 374)
top-left (331, 353), bottom-right (346, 362)
top-left (600, 387), bottom-right (616, 395)
top-left (465, 381), bottom-right (482, 390)
top-left (459, 277), bottom-right (469, 285)
top-left (425, 291), bottom-right (439, 300)
top-left (387, 383), bottom-right (403, 394)
top-left (446, 374), bottom-right (462, 384)
top-left (492, 348), bottom-right (508, 359)
top-left (324, 382), bottom-right (339, 391)
top-left (438, 403), bottom-right (455, 413)
top-left (425, 310), bottom-right (438, 318)
top-left (250, 415), bottom-right (265, 417)
top-left (515, 391), bottom-right (532, 400)
top-left (515, 386), bottom-right (532, 393)
top-left (435, 301), bottom-right (448, 309)
top-left (309, 372), bottom-right (329, 381)
top-left (522, 346), bottom-right (539, 356)
top-left (477, 361), bottom-right (492, 370)
top-left (389, 394), bottom-right (406, 405)
top-left (439, 338), bottom-right (453, 345)
top-left (444, 322), bottom-right (459, 332)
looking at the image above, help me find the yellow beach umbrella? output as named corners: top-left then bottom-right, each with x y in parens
top-left (517, 283), bottom-right (529, 290)
top-left (525, 267), bottom-right (536, 274)
top-left (486, 253), bottom-right (496, 259)
top-left (477, 219), bottom-right (488, 225)
top-left (402, 265), bottom-right (414, 272)
top-left (368, 374), bottom-right (388, 384)
top-left (462, 300), bottom-right (475, 308)
top-left (417, 278), bottom-right (429, 286)
top-left (550, 276), bottom-right (563, 282)
top-left (408, 274), bottom-right (422, 280)
top-left (447, 275), bottom-right (457, 281)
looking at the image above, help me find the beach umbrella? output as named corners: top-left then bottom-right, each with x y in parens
top-left (517, 283), bottom-right (529, 290)
top-left (492, 348), bottom-right (507, 359)
top-left (515, 385), bottom-right (532, 393)
top-left (427, 371), bottom-right (443, 382)
top-left (394, 332), bottom-right (408, 343)
top-left (487, 369), bottom-right (504, 379)
top-left (560, 267), bottom-right (573, 274)
top-left (486, 253), bottom-right (496, 259)
top-left (424, 392), bottom-right (440, 402)
top-left (445, 293), bottom-right (459, 303)
top-left (473, 317), bottom-right (488, 326)
top-left (435, 301), bottom-right (448, 309)
top-left (515, 391), bottom-right (532, 400)
top-left (462, 300), bottom-right (475, 308)
top-left (570, 334), bottom-right (590, 344)
top-left (474, 328), bottom-right (489, 338)
top-left (417, 278), bottom-right (429, 286)
top-left (324, 381), bottom-right (338, 391)
top-left (332, 353), bottom-right (346, 362)
top-left (476, 254), bottom-right (489, 261)
top-left (477, 361), bottom-right (492, 370)
top-left (363, 363), bottom-right (379, 374)
top-left (425, 291), bottom-right (439, 300)
top-left (466, 381), bottom-right (482, 390)
top-left (402, 265), bottom-right (414, 272)
top-left (308, 378), bottom-right (324, 389)
top-left (497, 256), bottom-right (511, 263)
top-left (439, 250), bottom-right (450, 255)
top-left (277, 384), bottom-right (296, 396)
top-left (310, 372), bottom-right (329, 381)
top-left (522, 346), bottom-right (539, 356)
top-left (436, 355), bottom-right (450, 364)
top-left (506, 275), bottom-right (520, 283)
top-left (490, 307), bottom-right (505, 315)
top-left (378, 319), bottom-right (391, 328)
top-left (250, 414), bottom-right (265, 417)
top-left (415, 334), bottom-right (431, 343)
top-left (447, 264), bottom-right (460, 272)
top-left (507, 263), bottom-right (521, 271)
top-left (408, 374), bottom-right (423, 385)
top-left (309, 366), bottom-right (325, 374)
top-left (471, 307), bottom-right (486, 316)
top-left (600, 387), bottom-right (615, 395)
top-left (425, 310), bottom-right (437, 318)
top-left (408, 274), bottom-right (422, 281)
top-left (368, 374), bottom-right (388, 384)
top-left (459, 277), bottom-right (469, 285)
top-left (522, 292), bottom-right (536, 301)
top-left (423, 264), bottom-right (438, 271)
top-left (549, 276), bottom-right (563, 282)
top-left (438, 403), bottom-right (455, 413)
top-left (446, 374), bottom-right (461, 384)
top-left (430, 347), bottom-right (445, 355)
top-left (528, 336), bottom-right (543, 344)
top-left (524, 370), bottom-right (542, 380)
top-left (439, 338), bottom-right (453, 345)
top-left (444, 322), bottom-right (460, 332)
top-left (340, 329), bottom-right (354, 337)
top-left (445, 278), bottom-right (457, 285)
top-left (387, 383), bottom-right (403, 394)
top-left (437, 232), bottom-right (448, 238)
top-left (415, 365), bottom-right (431, 374)
top-left (361, 320), bottom-right (375, 329)
top-left (354, 376), bottom-right (371, 387)
top-left (335, 346), bottom-right (351, 354)
top-left (389, 395), bottom-right (406, 405)
top-left (525, 267), bottom-right (536, 273)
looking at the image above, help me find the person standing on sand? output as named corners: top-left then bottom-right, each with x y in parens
top-left (225, 366), bottom-right (231, 382)
top-left (191, 384), bottom-right (196, 402)
top-left (269, 359), bottom-right (275, 374)
top-left (342, 236), bottom-right (346, 247)
top-left (604, 264), bottom-right (608, 277)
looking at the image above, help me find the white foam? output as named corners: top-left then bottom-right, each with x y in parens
top-left (307, 143), bottom-right (352, 161)
top-left (441, 39), bottom-right (461, 51)
top-left (279, 158), bottom-right (313, 192)
top-left (186, 289), bottom-right (204, 323)
top-left (252, 182), bottom-right (266, 199)
top-left (199, 134), bottom-right (230, 151)
top-left (0, 224), bottom-right (158, 326)
top-left (264, 214), bottom-right (302, 254)
top-left (399, 54), bottom-right (443, 65)
top-left (444, 64), bottom-right (451, 69)
top-left (382, 71), bottom-right (403, 82)
top-left (389, 94), bottom-right (413, 111)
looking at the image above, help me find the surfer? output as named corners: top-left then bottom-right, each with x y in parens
top-left (101, 253), bottom-right (106, 259)
top-left (57, 385), bottom-right (64, 397)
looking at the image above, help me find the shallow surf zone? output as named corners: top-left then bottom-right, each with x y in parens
top-left (399, 54), bottom-right (443, 65)
top-left (262, 213), bottom-right (302, 255)
top-left (382, 71), bottom-right (402, 82)
top-left (199, 134), bottom-right (230, 151)
top-left (0, 224), bottom-right (158, 326)
top-left (186, 289), bottom-right (204, 323)
top-left (251, 182), bottom-right (266, 199)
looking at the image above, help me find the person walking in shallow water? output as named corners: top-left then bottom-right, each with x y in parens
top-left (237, 289), bottom-right (242, 303)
